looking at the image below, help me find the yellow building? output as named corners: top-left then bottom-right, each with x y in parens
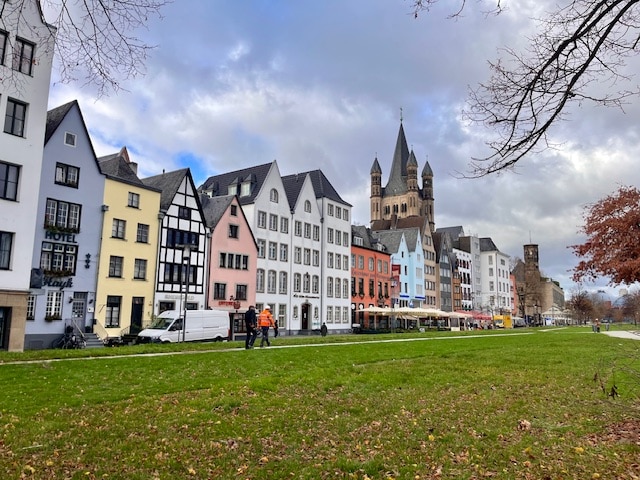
top-left (94, 148), bottom-right (161, 343)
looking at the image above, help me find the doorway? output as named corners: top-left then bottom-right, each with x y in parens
top-left (131, 297), bottom-right (144, 334)
top-left (301, 303), bottom-right (310, 330)
top-left (0, 308), bottom-right (10, 350)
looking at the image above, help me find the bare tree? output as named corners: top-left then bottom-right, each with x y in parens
top-left (2, 0), bottom-right (171, 96)
top-left (411, 1), bottom-right (640, 177)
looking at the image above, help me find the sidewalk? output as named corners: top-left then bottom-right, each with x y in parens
top-left (601, 330), bottom-right (640, 340)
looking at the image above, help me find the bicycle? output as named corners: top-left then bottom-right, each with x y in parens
top-left (53, 331), bottom-right (86, 349)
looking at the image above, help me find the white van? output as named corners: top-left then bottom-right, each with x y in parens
top-left (136, 309), bottom-right (229, 344)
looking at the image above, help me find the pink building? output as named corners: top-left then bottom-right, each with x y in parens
top-left (201, 194), bottom-right (257, 339)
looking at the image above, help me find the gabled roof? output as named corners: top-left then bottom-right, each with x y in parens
top-left (198, 161), bottom-right (273, 206)
top-left (200, 194), bottom-right (234, 229)
top-left (97, 147), bottom-right (154, 189)
top-left (436, 226), bottom-right (465, 240)
top-left (372, 229), bottom-right (405, 255)
top-left (351, 225), bottom-right (386, 252)
top-left (45, 100), bottom-right (103, 173)
top-left (45, 100), bottom-right (76, 144)
top-left (282, 169), bottom-right (351, 207)
top-left (142, 168), bottom-right (191, 211)
top-left (479, 237), bottom-right (499, 252)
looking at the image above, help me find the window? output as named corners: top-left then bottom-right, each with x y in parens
top-left (136, 224), bottom-right (149, 243)
top-left (294, 221), bottom-right (302, 236)
top-left (64, 132), bottom-right (76, 146)
top-left (39, 242), bottom-right (77, 274)
top-left (343, 209), bottom-right (349, 222)
top-left (303, 273), bottom-right (310, 293)
top-left (358, 255), bottom-right (364, 269)
top-left (343, 281), bottom-right (349, 299)
top-left (105, 296), bottom-right (121, 327)
top-left (278, 272), bottom-right (287, 294)
top-left (280, 217), bottom-right (289, 234)
top-left (214, 283), bottom-right (226, 300)
top-left (258, 211), bottom-right (267, 228)
top-left (267, 270), bottom-right (276, 294)
top-left (344, 255), bottom-right (349, 270)
top-left (45, 291), bottom-right (63, 320)
top-left (166, 229), bottom-right (198, 248)
top-left (0, 231), bottom-right (13, 269)
top-left (368, 258), bottom-right (374, 271)
top-left (327, 228), bottom-right (334, 243)
top-left (294, 247), bottom-right (301, 264)
top-left (112, 219), bottom-right (126, 239)
top-left (230, 204), bottom-right (237, 216)
top-left (269, 214), bottom-right (278, 231)
top-left (256, 269), bottom-right (265, 293)
top-left (133, 259), bottom-right (147, 280)
top-left (313, 225), bottom-right (320, 241)
top-left (335, 230), bottom-right (341, 245)
top-left (335, 254), bottom-right (341, 270)
top-left (27, 295), bottom-right (36, 320)
top-left (304, 200), bottom-right (311, 212)
top-left (335, 278), bottom-right (341, 298)
top-left (45, 199), bottom-right (81, 231)
top-left (257, 239), bottom-right (265, 258)
top-left (327, 252), bottom-right (334, 268)
top-left (55, 163), bottom-right (79, 188)
top-left (312, 275), bottom-right (319, 294)
top-left (109, 256), bottom-right (124, 277)
top-left (178, 206), bottom-right (190, 219)
top-left (304, 248), bottom-right (311, 265)
top-left (327, 306), bottom-right (333, 323)
top-left (343, 232), bottom-right (349, 246)
top-left (0, 30), bottom-right (7, 66)
top-left (294, 273), bottom-right (301, 292)
top-left (228, 224), bottom-right (239, 238)
top-left (270, 188), bottom-right (279, 203)
top-left (304, 223), bottom-right (311, 238)
top-left (336, 208), bottom-right (341, 219)
top-left (328, 204), bottom-right (334, 216)
top-left (0, 161), bottom-right (19, 201)
top-left (268, 242), bottom-right (277, 260)
top-left (4, 99), bottom-right (27, 136)
top-left (13, 37), bottom-right (35, 75)
top-left (313, 250), bottom-right (319, 266)
top-left (235, 284), bottom-right (248, 301)
top-left (279, 244), bottom-right (288, 262)
top-left (128, 192), bottom-right (140, 208)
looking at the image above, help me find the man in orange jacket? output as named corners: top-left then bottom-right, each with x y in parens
top-left (258, 305), bottom-right (275, 347)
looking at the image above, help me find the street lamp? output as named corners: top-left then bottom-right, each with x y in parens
top-left (176, 243), bottom-right (192, 343)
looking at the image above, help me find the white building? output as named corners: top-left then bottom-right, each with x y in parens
top-left (479, 237), bottom-right (513, 314)
top-left (199, 160), bottom-right (352, 334)
top-left (0, 1), bottom-right (55, 351)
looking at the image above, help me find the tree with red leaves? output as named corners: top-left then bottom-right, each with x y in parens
top-left (572, 185), bottom-right (640, 285)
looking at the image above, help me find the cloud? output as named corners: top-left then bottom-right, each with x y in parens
top-left (47, 0), bottom-right (640, 301)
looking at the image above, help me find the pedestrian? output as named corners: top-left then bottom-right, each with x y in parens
top-left (258, 305), bottom-right (275, 347)
top-left (320, 322), bottom-right (328, 337)
top-left (244, 305), bottom-right (257, 349)
top-left (273, 319), bottom-right (279, 337)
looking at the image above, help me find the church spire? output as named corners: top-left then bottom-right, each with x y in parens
top-left (384, 121), bottom-right (410, 195)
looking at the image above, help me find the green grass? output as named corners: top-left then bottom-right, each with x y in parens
top-left (0, 327), bottom-right (638, 479)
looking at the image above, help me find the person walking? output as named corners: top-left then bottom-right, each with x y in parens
top-left (258, 305), bottom-right (275, 347)
top-left (244, 305), bottom-right (257, 349)
top-left (320, 322), bottom-right (328, 337)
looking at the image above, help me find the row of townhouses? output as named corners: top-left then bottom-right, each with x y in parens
top-left (0, 2), bottom-right (560, 351)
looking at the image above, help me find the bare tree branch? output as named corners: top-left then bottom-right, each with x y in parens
top-left (410, 1), bottom-right (640, 177)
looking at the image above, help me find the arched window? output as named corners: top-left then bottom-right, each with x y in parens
top-left (270, 188), bottom-right (279, 203)
top-left (304, 200), bottom-right (311, 212)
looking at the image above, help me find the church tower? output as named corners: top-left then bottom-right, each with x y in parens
top-left (422, 160), bottom-right (434, 232)
top-left (370, 157), bottom-right (382, 221)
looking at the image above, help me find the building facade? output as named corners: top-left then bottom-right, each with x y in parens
top-left (0, 0), bottom-right (55, 350)
top-left (26, 101), bottom-right (104, 349)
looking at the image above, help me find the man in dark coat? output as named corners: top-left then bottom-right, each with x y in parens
top-left (244, 306), bottom-right (257, 349)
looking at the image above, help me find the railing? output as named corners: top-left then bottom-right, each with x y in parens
top-left (92, 321), bottom-right (109, 342)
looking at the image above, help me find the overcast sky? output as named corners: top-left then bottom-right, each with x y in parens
top-left (47, 0), bottom-right (640, 302)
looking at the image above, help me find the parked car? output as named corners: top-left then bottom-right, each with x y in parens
top-left (137, 309), bottom-right (229, 343)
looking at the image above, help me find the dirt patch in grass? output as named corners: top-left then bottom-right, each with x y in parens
top-left (587, 419), bottom-right (640, 446)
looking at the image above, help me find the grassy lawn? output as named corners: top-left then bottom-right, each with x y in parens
top-left (0, 327), bottom-right (638, 479)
